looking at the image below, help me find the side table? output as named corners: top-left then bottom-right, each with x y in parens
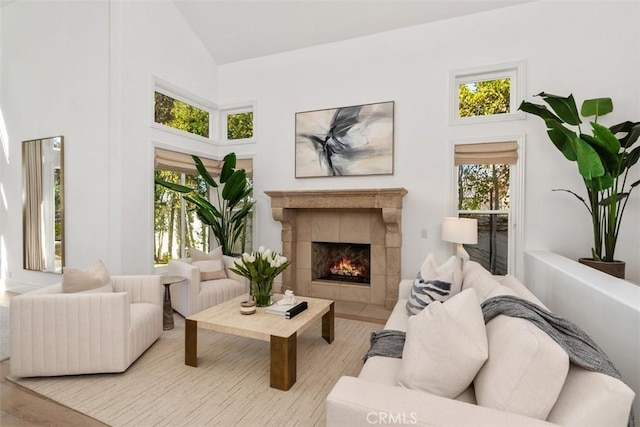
top-left (161, 275), bottom-right (185, 330)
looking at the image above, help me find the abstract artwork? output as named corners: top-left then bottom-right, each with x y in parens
top-left (295, 101), bottom-right (394, 177)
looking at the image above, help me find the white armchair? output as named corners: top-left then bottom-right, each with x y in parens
top-left (10, 275), bottom-right (163, 378)
top-left (167, 255), bottom-right (249, 317)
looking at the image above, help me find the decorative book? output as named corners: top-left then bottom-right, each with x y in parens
top-left (266, 301), bottom-right (308, 319)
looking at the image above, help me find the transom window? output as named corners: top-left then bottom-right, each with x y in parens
top-left (154, 91), bottom-right (210, 138)
top-left (450, 61), bottom-right (525, 125)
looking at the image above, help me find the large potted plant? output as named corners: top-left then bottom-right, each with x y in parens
top-left (519, 93), bottom-right (639, 278)
top-left (155, 152), bottom-right (254, 256)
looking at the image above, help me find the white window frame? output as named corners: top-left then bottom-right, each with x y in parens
top-left (219, 102), bottom-right (257, 145)
top-left (151, 76), bottom-right (220, 144)
top-left (450, 60), bottom-right (526, 125)
top-left (448, 135), bottom-right (526, 277)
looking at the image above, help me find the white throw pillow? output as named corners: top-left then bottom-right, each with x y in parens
top-left (407, 253), bottom-right (463, 315)
top-left (62, 260), bottom-right (111, 293)
top-left (398, 288), bottom-right (488, 398)
top-left (190, 246), bottom-right (223, 262)
top-left (462, 261), bottom-right (502, 303)
top-left (474, 315), bottom-right (570, 420)
top-left (192, 259), bottom-right (228, 280)
top-left (420, 254), bottom-right (463, 296)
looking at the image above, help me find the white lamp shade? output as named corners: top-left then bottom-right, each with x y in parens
top-left (441, 217), bottom-right (478, 244)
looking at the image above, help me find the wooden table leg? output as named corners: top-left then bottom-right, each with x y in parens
top-left (270, 333), bottom-right (296, 390)
top-left (322, 302), bottom-right (335, 344)
top-left (185, 319), bottom-right (198, 367)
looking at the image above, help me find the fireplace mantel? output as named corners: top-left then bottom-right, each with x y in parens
top-left (265, 188), bottom-right (407, 309)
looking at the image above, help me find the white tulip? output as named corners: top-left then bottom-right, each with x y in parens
top-left (258, 246), bottom-right (265, 253)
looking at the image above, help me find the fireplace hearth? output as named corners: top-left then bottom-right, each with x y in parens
top-left (312, 242), bottom-right (370, 285)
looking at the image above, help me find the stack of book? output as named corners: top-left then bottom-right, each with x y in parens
top-left (266, 301), bottom-right (308, 319)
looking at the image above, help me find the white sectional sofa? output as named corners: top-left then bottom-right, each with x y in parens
top-left (326, 260), bottom-right (635, 427)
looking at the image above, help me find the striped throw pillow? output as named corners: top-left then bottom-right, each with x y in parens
top-left (406, 271), bottom-right (453, 316)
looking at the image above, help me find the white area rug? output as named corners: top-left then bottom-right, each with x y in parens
top-left (0, 305), bottom-right (9, 361)
top-left (8, 315), bottom-right (379, 426)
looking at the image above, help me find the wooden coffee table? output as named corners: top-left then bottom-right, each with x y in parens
top-left (185, 294), bottom-right (334, 391)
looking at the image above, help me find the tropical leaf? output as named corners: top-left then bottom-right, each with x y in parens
top-left (223, 170), bottom-right (248, 206)
top-left (622, 146), bottom-right (640, 171)
top-left (591, 122), bottom-right (621, 154)
top-left (220, 152), bottom-right (237, 183)
top-left (610, 121), bottom-right (640, 148)
top-left (580, 133), bottom-right (621, 174)
top-left (518, 101), bottom-right (562, 122)
top-left (545, 120), bottom-right (578, 161)
top-left (587, 172), bottom-right (614, 191)
top-left (599, 193), bottom-right (628, 206)
top-left (192, 156), bottom-right (218, 188)
top-left (581, 98), bottom-right (613, 118)
top-left (536, 92), bottom-right (581, 125)
top-left (574, 136), bottom-right (605, 181)
top-left (155, 179), bottom-right (193, 194)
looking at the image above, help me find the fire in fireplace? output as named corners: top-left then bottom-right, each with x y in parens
top-left (312, 242), bottom-right (370, 285)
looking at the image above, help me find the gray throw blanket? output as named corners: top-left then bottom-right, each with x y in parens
top-left (363, 295), bottom-right (634, 427)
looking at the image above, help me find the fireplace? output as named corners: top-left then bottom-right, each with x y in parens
top-left (312, 242), bottom-right (370, 285)
top-left (265, 188), bottom-right (407, 309)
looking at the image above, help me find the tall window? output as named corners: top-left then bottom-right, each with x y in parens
top-left (455, 142), bottom-right (518, 275)
top-left (154, 148), bottom-right (254, 267)
top-left (154, 170), bottom-right (210, 266)
top-left (154, 91), bottom-right (210, 138)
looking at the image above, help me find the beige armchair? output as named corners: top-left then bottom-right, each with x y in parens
top-left (10, 275), bottom-right (163, 378)
top-left (167, 255), bottom-right (249, 317)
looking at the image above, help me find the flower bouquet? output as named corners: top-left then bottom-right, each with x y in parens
top-left (230, 246), bottom-right (292, 306)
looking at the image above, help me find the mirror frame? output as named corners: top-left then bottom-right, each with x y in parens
top-left (22, 136), bottom-right (65, 273)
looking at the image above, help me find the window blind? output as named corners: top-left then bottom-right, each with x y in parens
top-left (454, 142), bottom-right (518, 166)
top-left (154, 148), bottom-right (253, 177)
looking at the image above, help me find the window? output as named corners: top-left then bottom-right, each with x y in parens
top-left (454, 141), bottom-right (522, 275)
top-left (221, 106), bottom-right (255, 142)
top-left (227, 111), bottom-right (254, 140)
top-left (154, 91), bottom-right (210, 138)
top-left (450, 61), bottom-right (525, 124)
top-left (153, 148), bottom-right (254, 267)
top-left (154, 170), bottom-right (211, 266)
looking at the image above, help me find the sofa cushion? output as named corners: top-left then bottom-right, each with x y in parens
top-left (62, 260), bottom-right (111, 293)
top-left (192, 260), bottom-right (228, 280)
top-left (462, 261), bottom-right (502, 303)
top-left (406, 254), bottom-right (462, 315)
top-left (384, 299), bottom-right (410, 332)
top-left (397, 288), bottom-right (488, 398)
top-left (359, 356), bottom-right (403, 387)
top-left (498, 274), bottom-right (548, 309)
top-left (474, 315), bottom-right (570, 420)
top-left (546, 364), bottom-right (635, 427)
top-left (420, 254), bottom-right (463, 296)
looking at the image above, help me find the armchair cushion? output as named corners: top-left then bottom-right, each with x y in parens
top-left (62, 260), bottom-right (111, 293)
top-left (190, 246), bottom-right (223, 262)
top-left (192, 260), bottom-right (228, 280)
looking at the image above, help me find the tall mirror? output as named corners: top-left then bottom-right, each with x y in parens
top-left (22, 136), bottom-right (64, 273)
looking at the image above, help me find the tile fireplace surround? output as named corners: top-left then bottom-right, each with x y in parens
top-left (265, 188), bottom-right (408, 310)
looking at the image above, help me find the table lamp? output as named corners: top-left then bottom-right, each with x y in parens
top-left (441, 217), bottom-right (478, 263)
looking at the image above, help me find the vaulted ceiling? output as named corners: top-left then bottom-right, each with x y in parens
top-left (174, 0), bottom-right (534, 64)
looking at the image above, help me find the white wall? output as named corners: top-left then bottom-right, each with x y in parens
top-left (1, 0), bottom-right (219, 290)
top-left (1, 1), bottom-right (110, 291)
top-left (218, 1), bottom-right (640, 283)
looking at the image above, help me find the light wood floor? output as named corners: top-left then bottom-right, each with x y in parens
top-left (0, 291), bottom-right (390, 426)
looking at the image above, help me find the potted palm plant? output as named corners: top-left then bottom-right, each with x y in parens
top-left (155, 152), bottom-right (254, 256)
top-left (519, 93), bottom-right (639, 278)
